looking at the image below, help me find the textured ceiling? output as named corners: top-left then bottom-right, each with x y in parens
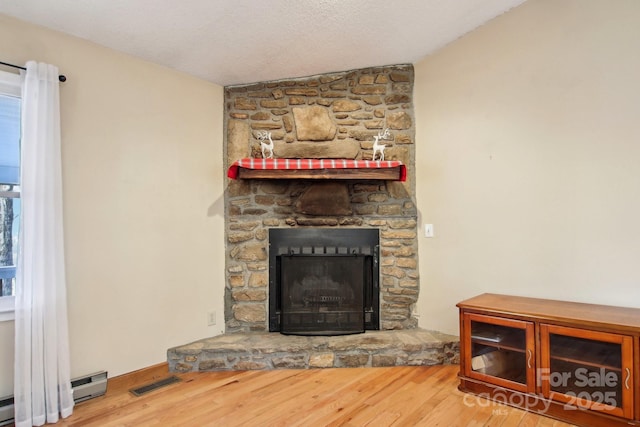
top-left (0, 0), bottom-right (526, 86)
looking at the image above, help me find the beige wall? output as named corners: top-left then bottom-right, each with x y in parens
top-left (0, 14), bottom-right (225, 396)
top-left (415, 0), bottom-right (640, 335)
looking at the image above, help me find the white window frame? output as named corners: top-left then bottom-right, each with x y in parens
top-left (0, 69), bottom-right (21, 321)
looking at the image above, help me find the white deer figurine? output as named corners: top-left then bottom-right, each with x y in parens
top-left (257, 131), bottom-right (274, 159)
top-left (372, 128), bottom-right (391, 161)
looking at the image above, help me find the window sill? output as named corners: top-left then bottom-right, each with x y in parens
top-left (0, 296), bottom-right (15, 322)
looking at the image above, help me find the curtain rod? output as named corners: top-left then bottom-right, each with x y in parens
top-left (0, 60), bottom-right (67, 82)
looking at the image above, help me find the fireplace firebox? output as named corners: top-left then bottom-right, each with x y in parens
top-left (269, 229), bottom-right (379, 335)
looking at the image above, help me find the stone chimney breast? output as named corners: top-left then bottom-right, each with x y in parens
top-left (224, 64), bottom-right (417, 333)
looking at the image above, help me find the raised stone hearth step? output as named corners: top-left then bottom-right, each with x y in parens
top-left (167, 329), bottom-right (459, 372)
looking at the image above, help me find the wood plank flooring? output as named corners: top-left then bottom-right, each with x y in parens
top-left (54, 365), bottom-right (575, 427)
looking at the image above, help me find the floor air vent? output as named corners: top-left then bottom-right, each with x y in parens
top-left (130, 376), bottom-right (181, 397)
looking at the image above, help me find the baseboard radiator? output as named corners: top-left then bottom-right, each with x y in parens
top-left (0, 396), bottom-right (13, 427)
top-left (0, 371), bottom-right (107, 426)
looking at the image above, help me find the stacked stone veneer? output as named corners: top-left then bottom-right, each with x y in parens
top-left (224, 64), bottom-right (418, 333)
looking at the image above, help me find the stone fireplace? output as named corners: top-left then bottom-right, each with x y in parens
top-left (224, 64), bottom-right (419, 333)
top-left (167, 64), bottom-right (459, 372)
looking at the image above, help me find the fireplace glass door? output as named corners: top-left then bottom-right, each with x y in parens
top-left (280, 254), bottom-right (367, 335)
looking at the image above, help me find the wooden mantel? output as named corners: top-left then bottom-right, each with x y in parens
top-left (227, 158), bottom-right (407, 181)
top-left (234, 166), bottom-right (404, 180)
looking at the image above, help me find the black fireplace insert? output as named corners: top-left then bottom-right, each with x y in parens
top-left (269, 228), bottom-right (379, 335)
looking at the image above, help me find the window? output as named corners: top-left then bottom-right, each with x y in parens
top-left (0, 69), bottom-right (21, 321)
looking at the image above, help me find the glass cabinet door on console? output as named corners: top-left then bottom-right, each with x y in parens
top-left (463, 313), bottom-right (536, 393)
top-left (540, 324), bottom-right (634, 419)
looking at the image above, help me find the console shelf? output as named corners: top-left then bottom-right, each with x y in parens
top-left (458, 293), bottom-right (640, 427)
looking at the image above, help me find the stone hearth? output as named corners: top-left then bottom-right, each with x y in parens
top-left (168, 329), bottom-right (459, 372)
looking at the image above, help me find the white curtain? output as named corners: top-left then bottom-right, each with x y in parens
top-left (14, 62), bottom-right (74, 426)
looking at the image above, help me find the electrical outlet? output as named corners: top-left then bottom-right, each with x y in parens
top-left (424, 224), bottom-right (434, 238)
top-left (207, 311), bottom-right (216, 326)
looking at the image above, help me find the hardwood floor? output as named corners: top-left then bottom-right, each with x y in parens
top-left (53, 364), bottom-right (575, 427)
